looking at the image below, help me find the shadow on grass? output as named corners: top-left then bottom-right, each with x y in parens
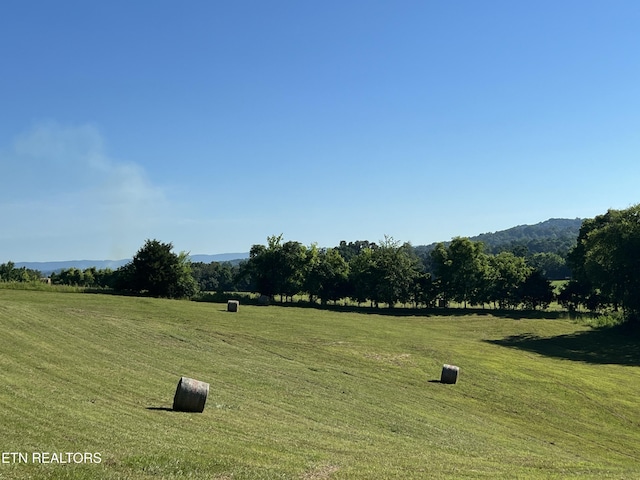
top-left (146, 406), bottom-right (175, 412)
top-left (487, 327), bottom-right (640, 366)
top-left (251, 301), bottom-right (572, 319)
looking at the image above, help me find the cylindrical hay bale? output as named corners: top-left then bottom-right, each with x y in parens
top-left (173, 376), bottom-right (209, 412)
top-left (440, 364), bottom-right (460, 384)
top-left (227, 300), bottom-right (239, 312)
top-left (257, 295), bottom-right (270, 306)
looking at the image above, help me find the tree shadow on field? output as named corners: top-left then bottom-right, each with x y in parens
top-left (487, 327), bottom-right (640, 366)
top-left (274, 301), bottom-right (570, 319)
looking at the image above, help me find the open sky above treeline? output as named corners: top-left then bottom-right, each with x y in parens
top-left (1, 1), bottom-right (639, 262)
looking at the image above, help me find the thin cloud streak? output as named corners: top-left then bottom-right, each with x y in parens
top-left (0, 123), bottom-right (171, 262)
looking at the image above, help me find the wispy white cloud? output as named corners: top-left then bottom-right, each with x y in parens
top-left (0, 122), bottom-right (170, 261)
top-left (13, 122), bottom-right (105, 165)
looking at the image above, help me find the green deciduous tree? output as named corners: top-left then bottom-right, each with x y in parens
top-left (51, 267), bottom-right (116, 288)
top-left (486, 252), bottom-right (531, 309)
top-left (132, 240), bottom-right (178, 297)
top-left (116, 239), bottom-right (198, 299)
top-left (431, 238), bottom-right (487, 308)
top-left (56, 267), bottom-right (84, 286)
top-left (430, 243), bottom-right (452, 306)
top-left (173, 251), bottom-right (199, 299)
top-left (244, 235), bottom-right (309, 301)
top-left (0, 262), bottom-right (42, 282)
top-left (528, 252), bottom-right (570, 280)
top-left (304, 246), bottom-right (350, 305)
top-left (191, 261), bottom-right (236, 293)
top-left (280, 240), bottom-right (308, 301)
top-left (568, 205), bottom-right (640, 325)
top-left (412, 272), bottom-right (437, 308)
top-left (336, 240), bottom-right (377, 262)
top-left (0, 262), bottom-right (15, 281)
top-left (372, 237), bottom-right (422, 308)
top-left (349, 237), bottom-right (422, 308)
top-left (557, 279), bottom-right (603, 313)
top-left (349, 247), bottom-right (376, 306)
top-left (518, 269), bottom-right (554, 310)
top-left (245, 237), bottom-right (281, 298)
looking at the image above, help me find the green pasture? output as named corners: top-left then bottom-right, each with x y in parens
top-left (0, 289), bottom-right (638, 479)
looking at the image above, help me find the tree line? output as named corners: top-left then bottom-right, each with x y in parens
top-left (3, 205), bottom-right (638, 325)
top-left (0, 235), bottom-right (555, 310)
top-left (0, 262), bottom-right (42, 282)
top-left (239, 234), bottom-right (555, 310)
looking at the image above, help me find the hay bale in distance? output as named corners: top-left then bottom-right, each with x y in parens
top-left (173, 376), bottom-right (209, 412)
top-left (257, 295), bottom-right (270, 306)
top-left (227, 300), bottom-right (239, 312)
top-left (440, 364), bottom-right (460, 384)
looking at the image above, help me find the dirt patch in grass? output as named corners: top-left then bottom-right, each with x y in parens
top-left (301, 464), bottom-right (339, 479)
top-left (364, 352), bottom-right (413, 366)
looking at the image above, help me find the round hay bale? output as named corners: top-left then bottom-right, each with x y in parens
top-left (440, 364), bottom-right (460, 384)
top-left (173, 376), bottom-right (209, 412)
top-left (257, 295), bottom-right (270, 306)
top-left (227, 300), bottom-right (239, 312)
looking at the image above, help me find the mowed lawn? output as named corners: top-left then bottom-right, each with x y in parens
top-left (0, 290), bottom-right (639, 479)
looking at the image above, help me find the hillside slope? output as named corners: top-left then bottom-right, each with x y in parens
top-left (0, 290), bottom-right (638, 479)
top-left (415, 218), bottom-right (582, 259)
top-left (472, 218), bottom-right (583, 255)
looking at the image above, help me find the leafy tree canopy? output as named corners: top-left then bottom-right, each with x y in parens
top-left (117, 239), bottom-right (198, 299)
top-left (568, 205), bottom-right (640, 325)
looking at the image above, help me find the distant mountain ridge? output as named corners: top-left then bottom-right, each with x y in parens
top-left (189, 253), bottom-right (250, 263)
top-left (414, 218), bottom-right (583, 257)
top-left (470, 218), bottom-right (583, 254)
top-left (15, 259), bottom-right (131, 275)
top-left (472, 217), bottom-right (582, 241)
top-left (16, 253), bottom-right (250, 275)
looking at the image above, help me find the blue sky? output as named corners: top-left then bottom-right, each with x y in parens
top-left (2, 1), bottom-right (639, 262)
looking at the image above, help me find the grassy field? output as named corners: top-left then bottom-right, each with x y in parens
top-left (0, 290), bottom-right (639, 479)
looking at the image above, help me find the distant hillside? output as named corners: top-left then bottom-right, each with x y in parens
top-left (189, 253), bottom-right (249, 264)
top-left (14, 259), bottom-right (131, 276)
top-left (415, 218), bottom-right (583, 258)
top-left (16, 253), bottom-right (250, 275)
top-left (471, 218), bottom-right (583, 255)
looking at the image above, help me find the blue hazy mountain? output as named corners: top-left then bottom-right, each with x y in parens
top-left (16, 253), bottom-right (250, 275)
